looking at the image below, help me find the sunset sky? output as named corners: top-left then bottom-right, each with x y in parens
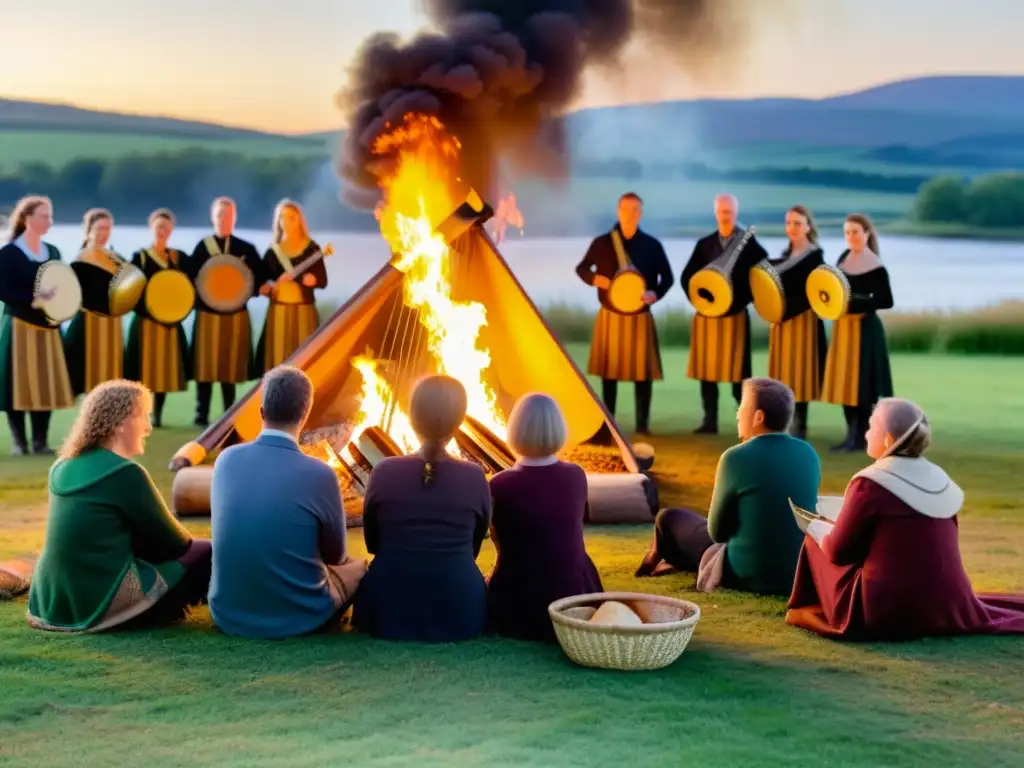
top-left (3, 0), bottom-right (1022, 134)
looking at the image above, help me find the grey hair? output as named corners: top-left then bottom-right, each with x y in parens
top-left (261, 365), bottom-right (314, 429)
top-left (876, 398), bottom-right (931, 458)
top-left (743, 377), bottom-right (794, 432)
top-left (506, 393), bottom-right (567, 459)
top-left (714, 193), bottom-right (738, 212)
top-left (210, 196), bottom-right (236, 217)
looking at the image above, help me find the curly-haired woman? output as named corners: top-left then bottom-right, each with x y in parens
top-left (27, 380), bottom-right (211, 632)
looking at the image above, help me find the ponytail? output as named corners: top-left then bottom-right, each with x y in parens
top-left (420, 439), bottom-right (446, 486)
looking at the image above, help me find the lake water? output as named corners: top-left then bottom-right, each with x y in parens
top-left (40, 224), bottom-right (1024, 319)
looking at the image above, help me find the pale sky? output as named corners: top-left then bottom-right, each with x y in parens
top-left (2, 0), bottom-right (1022, 134)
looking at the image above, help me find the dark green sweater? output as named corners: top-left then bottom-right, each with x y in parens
top-left (28, 449), bottom-right (192, 631)
top-left (707, 432), bottom-right (821, 594)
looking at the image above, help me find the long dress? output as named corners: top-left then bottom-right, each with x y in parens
top-left (487, 460), bottom-right (603, 643)
top-left (123, 247), bottom-right (191, 394)
top-left (353, 455), bottom-right (492, 642)
top-left (251, 239), bottom-right (328, 377)
top-left (63, 247), bottom-right (127, 395)
top-left (786, 457), bottom-right (1024, 641)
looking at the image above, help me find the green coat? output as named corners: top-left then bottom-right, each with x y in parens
top-left (28, 449), bottom-right (193, 631)
top-left (707, 432), bottom-right (821, 595)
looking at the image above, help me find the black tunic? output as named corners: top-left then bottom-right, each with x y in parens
top-left (0, 242), bottom-right (61, 327)
top-left (575, 225), bottom-right (674, 313)
top-left (186, 234), bottom-right (264, 314)
top-left (261, 240), bottom-right (329, 306)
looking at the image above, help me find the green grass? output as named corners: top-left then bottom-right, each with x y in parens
top-left (0, 130), bottom-right (330, 169)
top-left (2, 352), bottom-right (1023, 766)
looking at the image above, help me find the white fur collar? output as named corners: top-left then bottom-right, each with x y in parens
top-left (853, 456), bottom-right (963, 519)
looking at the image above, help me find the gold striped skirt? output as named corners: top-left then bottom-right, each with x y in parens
top-left (587, 307), bottom-right (662, 382)
top-left (263, 302), bottom-right (319, 370)
top-left (193, 310), bottom-right (251, 383)
top-left (687, 312), bottom-right (747, 383)
top-left (11, 318), bottom-right (75, 412)
top-left (821, 314), bottom-right (863, 406)
top-left (83, 311), bottom-right (123, 392)
top-left (138, 318), bottom-right (186, 393)
top-left (768, 310), bottom-right (822, 402)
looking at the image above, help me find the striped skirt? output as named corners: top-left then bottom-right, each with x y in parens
top-left (687, 311), bottom-right (750, 383)
top-left (821, 312), bottom-right (894, 407)
top-left (135, 318), bottom-right (187, 393)
top-left (191, 310), bottom-right (252, 384)
top-left (6, 318), bottom-right (74, 411)
top-left (768, 310), bottom-right (825, 402)
top-left (83, 312), bottom-right (123, 392)
top-left (257, 302), bottom-right (319, 374)
top-left (587, 307), bottom-right (663, 382)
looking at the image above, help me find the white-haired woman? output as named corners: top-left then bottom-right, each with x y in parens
top-left (27, 380), bottom-right (211, 632)
top-left (487, 393), bottom-right (603, 643)
top-left (353, 375), bottom-right (492, 642)
top-left (252, 199), bottom-right (328, 377)
top-left (787, 398), bottom-right (1024, 641)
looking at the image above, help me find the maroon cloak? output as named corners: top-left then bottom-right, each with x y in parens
top-left (787, 457), bottom-right (1024, 641)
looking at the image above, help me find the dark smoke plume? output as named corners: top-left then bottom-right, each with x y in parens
top-left (337, 1), bottom-right (772, 208)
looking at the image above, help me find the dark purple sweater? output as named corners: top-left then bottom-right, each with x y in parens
top-left (487, 460), bottom-right (603, 642)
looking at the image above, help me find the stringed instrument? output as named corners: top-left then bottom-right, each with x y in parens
top-left (272, 243), bottom-right (334, 305)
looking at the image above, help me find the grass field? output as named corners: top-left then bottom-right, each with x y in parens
top-left (0, 130), bottom-right (330, 168)
top-left (2, 351), bottom-right (1023, 766)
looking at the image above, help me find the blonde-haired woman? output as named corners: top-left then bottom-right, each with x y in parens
top-left (353, 375), bottom-right (492, 641)
top-left (0, 195), bottom-right (74, 455)
top-left (123, 209), bottom-right (192, 427)
top-left (764, 205), bottom-right (827, 439)
top-left (487, 393), bottom-right (603, 642)
top-left (27, 380), bottom-right (211, 632)
top-left (63, 208), bottom-right (126, 396)
top-left (820, 213), bottom-right (894, 452)
top-left (787, 398), bottom-right (1024, 641)
top-left (252, 199), bottom-right (328, 377)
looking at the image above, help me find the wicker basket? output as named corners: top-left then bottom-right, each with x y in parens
top-left (548, 591), bottom-right (701, 671)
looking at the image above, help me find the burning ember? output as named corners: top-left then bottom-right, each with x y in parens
top-left (332, 114), bottom-right (507, 469)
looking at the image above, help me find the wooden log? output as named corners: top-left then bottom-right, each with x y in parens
top-left (171, 465), bottom-right (215, 518)
top-left (585, 472), bottom-right (658, 524)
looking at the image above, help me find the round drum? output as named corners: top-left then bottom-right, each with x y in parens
top-left (750, 262), bottom-right (785, 324)
top-left (607, 270), bottom-right (647, 314)
top-left (688, 267), bottom-right (734, 318)
top-left (33, 261), bottom-right (82, 325)
top-left (145, 270), bottom-right (196, 325)
top-left (71, 258), bottom-right (146, 317)
top-left (196, 254), bottom-right (254, 313)
top-left (806, 264), bottom-right (852, 321)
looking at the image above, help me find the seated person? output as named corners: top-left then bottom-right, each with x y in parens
top-left (209, 365), bottom-right (366, 638)
top-left (353, 375), bottom-right (492, 642)
top-left (28, 380), bottom-right (211, 632)
top-left (787, 398), bottom-right (1024, 641)
top-left (487, 393), bottom-right (603, 643)
top-left (636, 377), bottom-right (821, 594)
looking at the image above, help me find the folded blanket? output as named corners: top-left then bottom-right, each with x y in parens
top-left (696, 543), bottom-right (726, 593)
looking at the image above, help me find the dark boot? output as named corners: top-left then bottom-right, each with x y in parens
top-left (694, 381), bottom-right (718, 434)
top-left (830, 406), bottom-right (858, 452)
top-left (195, 383), bottom-right (212, 427)
top-left (790, 402), bottom-right (809, 440)
top-left (601, 378), bottom-right (617, 418)
top-left (221, 383), bottom-right (237, 413)
top-left (153, 393), bottom-right (167, 428)
top-left (29, 411), bottom-right (53, 455)
top-left (6, 410), bottom-right (28, 456)
top-left (635, 381), bottom-right (652, 435)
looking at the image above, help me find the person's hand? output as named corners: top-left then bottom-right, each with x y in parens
top-left (259, 282), bottom-right (274, 297)
top-left (31, 287), bottom-right (56, 308)
top-left (593, 275), bottom-right (611, 290)
top-left (642, 290), bottom-right (656, 305)
top-left (278, 271), bottom-right (293, 282)
top-left (301, 273), bottom-right (317, 287)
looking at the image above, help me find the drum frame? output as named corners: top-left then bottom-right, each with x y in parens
top-left (606, 269), bottom-right (648, 315)
top-left (33, 261), bottom-right (83, 326)
top-left (196, 253), bottom-right (255, 314)
top-left (145, 269), bottom-right (196, 325)
top-left (806, 264), bottom-right (852, 321)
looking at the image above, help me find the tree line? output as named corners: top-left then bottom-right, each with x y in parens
top-left (912, 173), bottom-right (1024, 229)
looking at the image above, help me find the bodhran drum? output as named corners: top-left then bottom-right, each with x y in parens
top-left (145, 270), bottom-right (196, 325)
top-left (33, 261), bottom-right (82, 325)
top-left (272, 244), bottom-right (334, 305)
top-left (806, 264), bottom-right (852, 321)
top-left (196, 254), bottom-right (255, 313)
top-left (71, 254), bottom-right (147, 317)
top-left (606, 269), bottom-right (648, 315)
top-left (750, 255), bottom-right (819, 324)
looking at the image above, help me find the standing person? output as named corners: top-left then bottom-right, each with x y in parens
top-left (123, 209), bottom-right (192, 427)
top-left (252, 199), bottom-right (328, 377)
top-left (0, 196), bottom-right (75, 455)
top-left (819, 213), bottom-right (894, 452)
top-left (764, 206), bottom-right (827, 440)
top-left (681, 194), bottom-right (768, 434)
top-left (63, 208), bottom-right (126, 396)
top-left (575, 192), bottom-right (673, 435)
top-left (186, 197), bottom-right (263, 427)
